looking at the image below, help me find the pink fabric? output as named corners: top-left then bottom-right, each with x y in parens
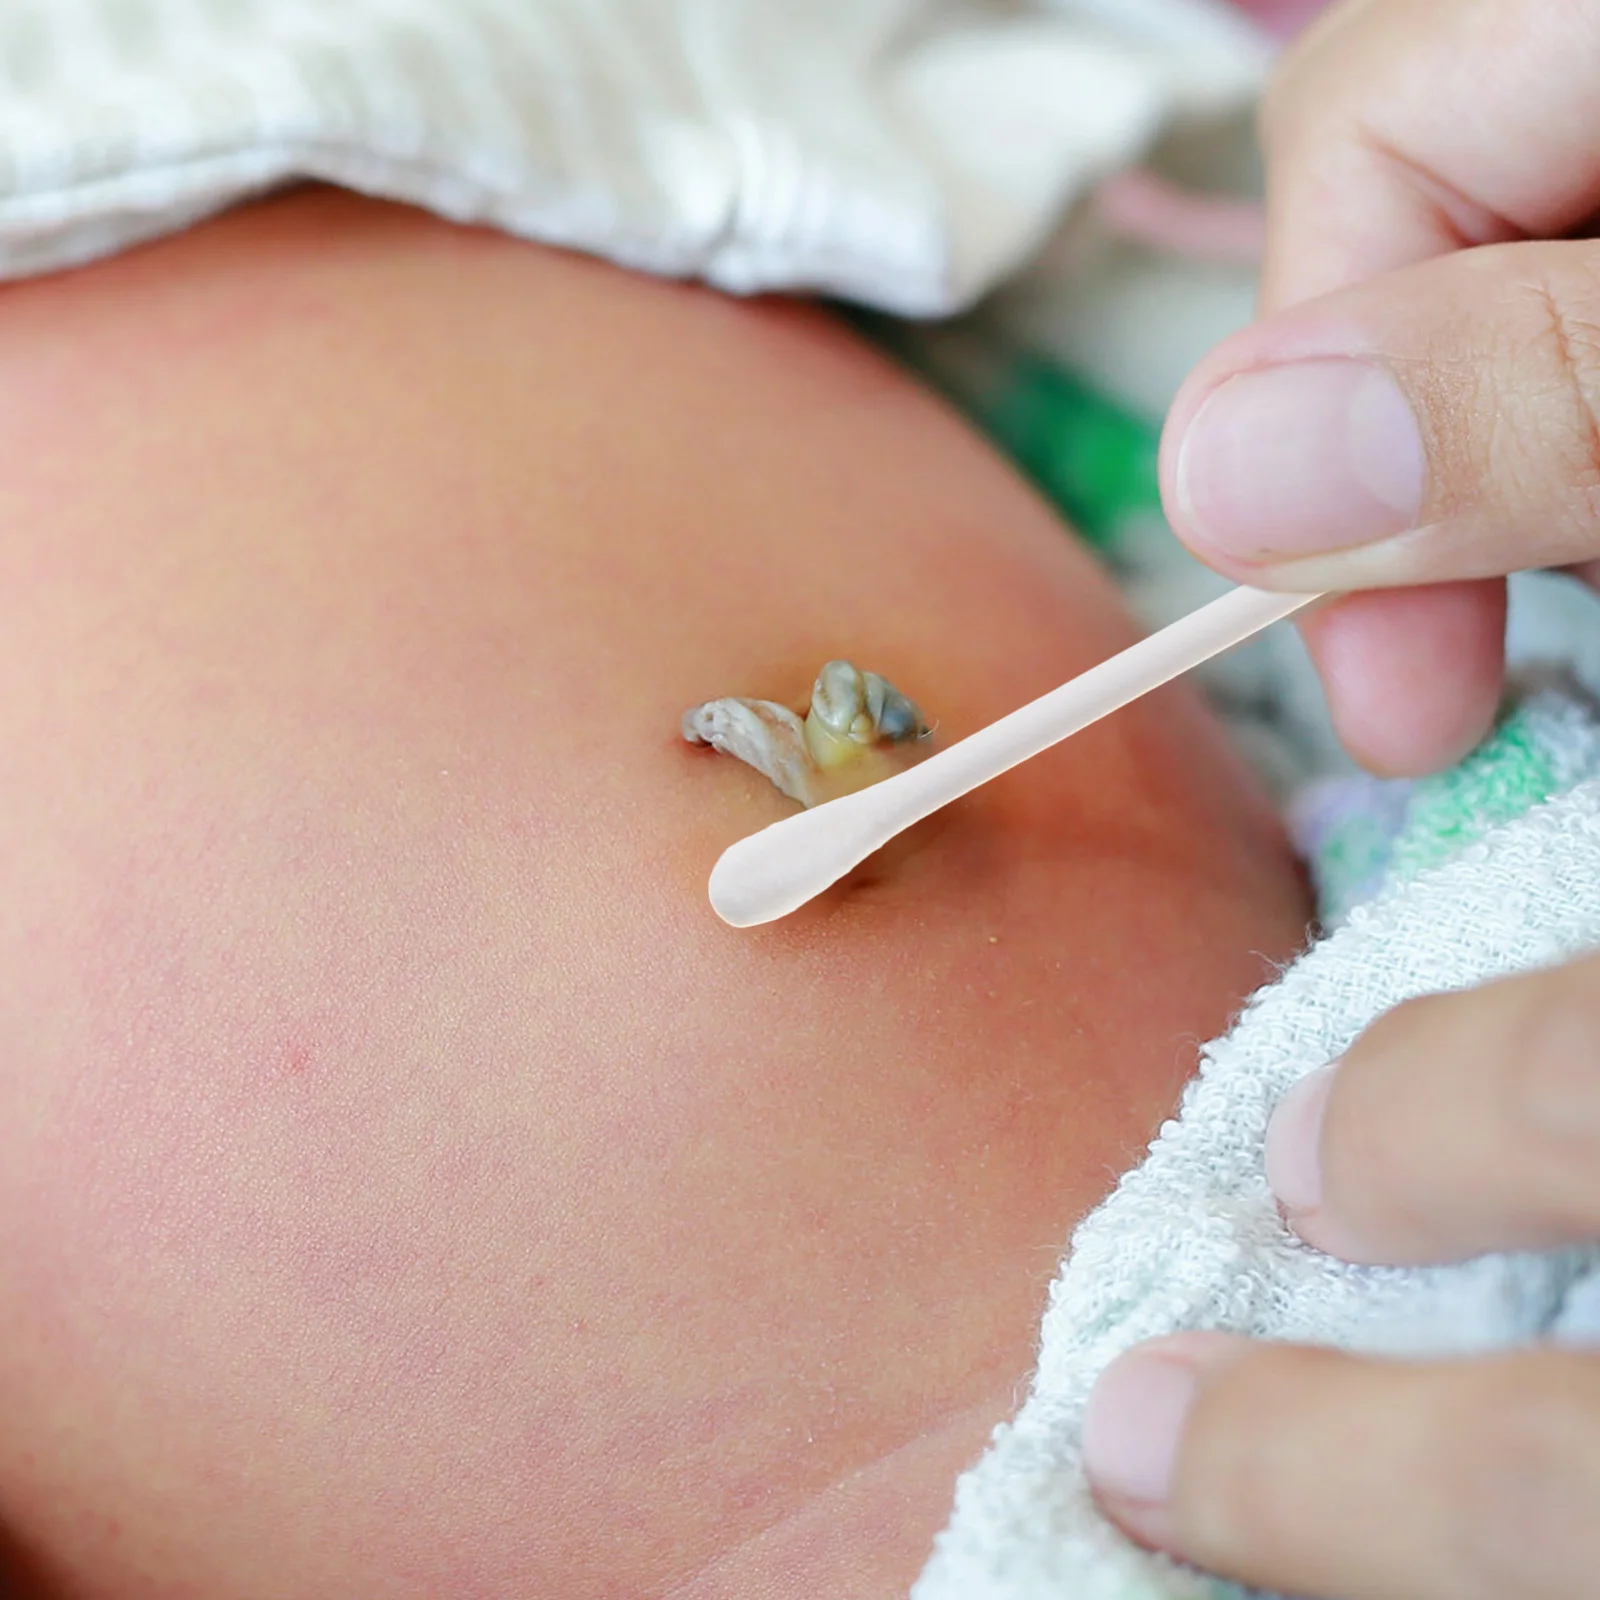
top-left (1089, 0), bottom-right (1338, 261)
top-left (1228, 0), bottom-right (1332, 39)
top-left (1094, 170), bottom-right (1264, 264)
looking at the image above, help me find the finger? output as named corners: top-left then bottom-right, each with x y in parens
top-left (1264, 951), bottom-right (1600, 1266)
top-left (1157, 238), bottom-right (1600, 593)
top-left (1259, 0), bottom-right (1600, 308)
top-left (1298, 582), bottom-right (1505, 776)
top-left (1085, 1333), bottom-right (1600, 1600)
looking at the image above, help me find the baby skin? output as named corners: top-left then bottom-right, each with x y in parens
top-left (0, 189), bottom-right (1309, 1600)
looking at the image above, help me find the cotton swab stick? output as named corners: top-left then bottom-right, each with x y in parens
top-left (708, 585), bottom-right (1322, 928)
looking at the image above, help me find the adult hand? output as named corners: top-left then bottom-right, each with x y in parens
top-left (1082, 952), bottom-right (1600, 1599)
top-left (1084, 6), bottom-right (1600, 1594)
top-left (1160, 0), bottom-right (1600, 775)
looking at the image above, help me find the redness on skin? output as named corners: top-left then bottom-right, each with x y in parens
top-left (282, 1034), bottom-right (316, 1078)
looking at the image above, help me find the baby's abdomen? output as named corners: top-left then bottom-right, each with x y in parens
top-left (0, 189), bottom-right (1308, 1600)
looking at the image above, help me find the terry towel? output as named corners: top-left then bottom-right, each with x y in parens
top-left (915, 679), bottom-right (1600, 1600)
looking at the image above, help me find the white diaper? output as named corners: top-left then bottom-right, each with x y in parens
top-left (0, 0), bottom-right (1266, 312)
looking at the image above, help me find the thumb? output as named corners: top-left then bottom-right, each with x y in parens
top-left (1161, 238), bottom-right (1600, 593)
top-left (1084, 1333), bottom-right (1600, 1600)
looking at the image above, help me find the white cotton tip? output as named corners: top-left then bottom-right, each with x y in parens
top-left (708, 784), bottom-right (905, 926)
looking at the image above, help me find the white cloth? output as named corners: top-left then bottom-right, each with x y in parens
top-left (0, 0), bottom-right (1267, 313)
top-left (916, 772), bottom-right (1600, 1599)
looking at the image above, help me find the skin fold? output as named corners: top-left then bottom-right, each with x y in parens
top-left (0, 188), bottom-right (1309, 1600)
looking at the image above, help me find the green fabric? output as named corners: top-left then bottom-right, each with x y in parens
top-left (1304, 692), bottom-right (1600, 925)
top-left (1391, 709), bottom-right (1561, 880)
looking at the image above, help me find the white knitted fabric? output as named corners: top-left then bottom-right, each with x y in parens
top-left (916, 770), bottom-right (1600, 1599)
top-left (0, 0), bottom-right (1267, 313)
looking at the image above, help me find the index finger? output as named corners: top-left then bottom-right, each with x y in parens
top-left (1265, 951), bottom-right (1600, 1266)
top-left (1261, 0), bottom-right (1600, 308)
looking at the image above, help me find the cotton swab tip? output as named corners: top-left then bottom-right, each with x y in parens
top-left (708, 788), bottom-right (896, 926)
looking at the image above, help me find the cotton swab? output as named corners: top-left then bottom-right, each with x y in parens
top-left (708, 585), bottom-right (1322, 928)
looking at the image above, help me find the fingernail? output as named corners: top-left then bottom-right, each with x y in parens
top-left (1084, 1342), bottom-right (1205, 1507)
top-left (1175, 359), bottom-right (1426, 565)
top-left (1265, 1062), bottom-right (1336, 1215)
